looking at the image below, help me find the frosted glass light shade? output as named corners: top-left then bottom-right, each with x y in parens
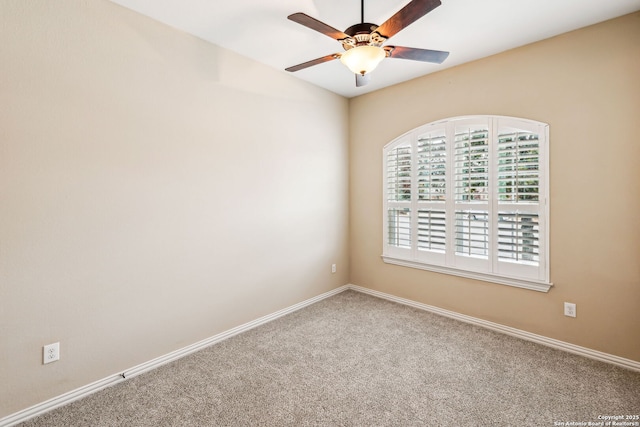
top-left (340, 46), bottom-right (385, 75)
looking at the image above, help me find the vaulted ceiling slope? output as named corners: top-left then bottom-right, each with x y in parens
top-left (109, 0), bottom-right (640, 98)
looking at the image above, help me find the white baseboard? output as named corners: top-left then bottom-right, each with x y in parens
top-left (3, 283), bottom-right (638, 426)
top-left (0, 285), bottom-right (350, 427)
top-left (347, 284), bottom-right (640, 373)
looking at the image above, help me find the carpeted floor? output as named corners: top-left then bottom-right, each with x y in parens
top-left (20, 290), bottom-right (640, 426)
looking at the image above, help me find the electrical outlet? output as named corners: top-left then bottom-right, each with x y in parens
top-left (331, 264), bottom-right (336, 274)
top-left (43, 342), bottom-right (60, 364)
top-left (564, 302), bottom-right (576, 318)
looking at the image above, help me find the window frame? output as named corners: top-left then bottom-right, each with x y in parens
top-left (382, 116), bottom-right (551, 292)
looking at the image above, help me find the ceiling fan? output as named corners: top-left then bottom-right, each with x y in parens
top-left (285, 0), bottom-right (449, 87)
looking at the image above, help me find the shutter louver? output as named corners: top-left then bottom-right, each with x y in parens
top-left (498, 212), bottom-right (539, 264)
top-left (455, 210), bottom-right (489, 257)
top-left (455, 128), bottom-right (489, 202)
top-left (387, 145), bottom-right (411, 202)
top-left (418, 210), bottom-right (446, 252)
top-left (498, 132), bottom-right (540, 203)
top-left (417, 133), bottom-right (446, 201)
top-left (388, 208), bottom-right (411, 248)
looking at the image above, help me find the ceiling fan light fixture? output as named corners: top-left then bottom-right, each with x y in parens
top-left (340, 45), bottom-right (385, 75)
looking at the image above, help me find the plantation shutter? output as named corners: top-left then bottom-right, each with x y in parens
top-left (385, 141), bottom-right (412, 255)
top-left (382, 116), bottom-right (549, 291)
top-left (497, 212), bottom-right (539, 263)
top-left (497, 131), bottom-right (540, 203)
top-left (417, 132), bottom-right (446, 201)
top-left (494, 121), bottom-right (546, 281)
top-left (388, 208), bottom-right (411, 248)
top-left (454, 210), bottom-right (489, 257)
top-left (417, 209), bottom-right (446, 252)
top-left (454, 126), bottom-right (490, 203)
top-left (414, 128), bottom-right (447, 263)
top-left (386, 143), bottom-right (412, 202)
top-left (452, 123), bottom-right (490, 272)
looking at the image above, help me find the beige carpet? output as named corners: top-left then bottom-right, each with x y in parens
top-left (20, 290), bottom-right (640, 426)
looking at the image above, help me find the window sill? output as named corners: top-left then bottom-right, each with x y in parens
top-left (381, 255), bottom-right (553, 292)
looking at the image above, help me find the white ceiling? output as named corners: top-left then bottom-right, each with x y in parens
top-left (108, 0), bottom-right (640, 98)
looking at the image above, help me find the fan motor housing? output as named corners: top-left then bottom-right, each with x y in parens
top-left (344, 23), bottom-right (378, 37)
top-left (341, 23), bottom-right (386, 51)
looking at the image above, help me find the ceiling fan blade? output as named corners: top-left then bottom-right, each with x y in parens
top-left (288, 13), bottom-right (349, 41)
top-left (356, 73), bottom-right (371, 87)
top-left (285, 54), bottom-right (340, 72)
top-left (385, 46), bottom-right (449, 64)
top-left (375, 0), bottom-right (441, 40)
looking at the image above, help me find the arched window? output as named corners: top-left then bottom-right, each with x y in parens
top-left (383, 116), bottom-right (551, 292)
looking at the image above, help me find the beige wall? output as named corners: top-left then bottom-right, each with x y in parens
top-left (350, 12), bottom-right (640, 362)
top-left (0, 0), bottom-right (349, 417)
